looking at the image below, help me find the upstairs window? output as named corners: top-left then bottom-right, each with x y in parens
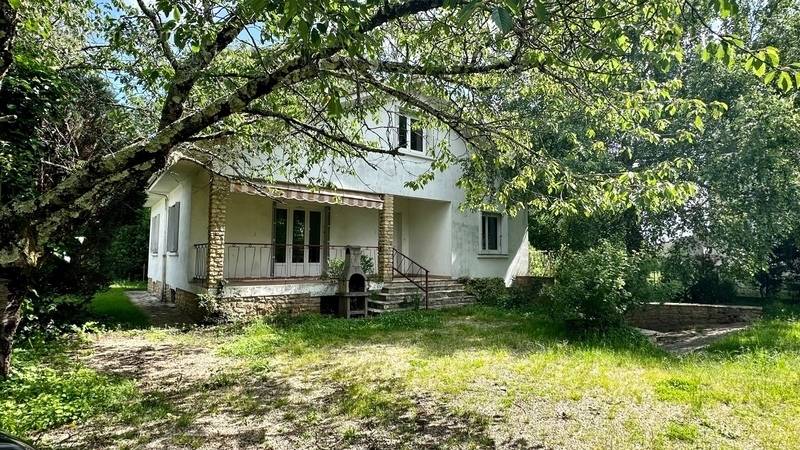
top-left (397, 113), bottom-right (424, 152)
top-left (167, 202), bottom-right (180, 253)
top-left (150, 214), bottom-right (160, 254)
top-left (481, 212), bottom-right (502, 253)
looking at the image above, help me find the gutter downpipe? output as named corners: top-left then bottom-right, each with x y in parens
top-left (151, 192), bottom-right (169, 303)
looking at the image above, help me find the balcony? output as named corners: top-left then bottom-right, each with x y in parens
top-left (193, 243), bottom-right (379, 281)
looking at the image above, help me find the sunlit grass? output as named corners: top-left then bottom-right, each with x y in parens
top-left (88, 285), bottom-right (150, 328)
top-left (224, 306), bottom-right (800, 448)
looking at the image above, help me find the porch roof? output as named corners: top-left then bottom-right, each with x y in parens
top-left (230, 180), bottom-right (384, 209)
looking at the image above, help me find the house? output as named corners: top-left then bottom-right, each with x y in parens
top-left (144, 105), bottom-right (530, 321)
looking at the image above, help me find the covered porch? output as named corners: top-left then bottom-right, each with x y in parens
top-left (191, 174), bottom-right (451, 287)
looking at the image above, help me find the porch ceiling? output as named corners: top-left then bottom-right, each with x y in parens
top-left (230, 181), bottom-right (384, 209)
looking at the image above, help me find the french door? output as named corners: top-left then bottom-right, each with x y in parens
top-left (273, 207), bottom-right (323, 277)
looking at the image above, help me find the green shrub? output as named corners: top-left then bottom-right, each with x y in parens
top-left (360, 254), bottom-right (375, 275)
top-left (663, 249), bottom-right (737, 303)
top-left (324, 258), bottom-right (344, 279)
top-left (546, 242), bottom-right (634, 330)
top-left (464, 277), bottom-right (551, 310)
top-left (546, 242), bottom-right (683, 330)
top-left (627, 253), bottom-right (685, 304)
top-left (464, 278), bottom-right (509, 307)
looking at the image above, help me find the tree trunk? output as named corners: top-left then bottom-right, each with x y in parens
top-left (0, 276), bottom-right (22, 379)
top-left (0, 0), bottom-right (18, 90)
top-left (623, 207), bottom-right (643, 254)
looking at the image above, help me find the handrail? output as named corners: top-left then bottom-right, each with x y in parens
top-left (392, 247), bottom-right (429, 309)
top-left (192, 243), bottom-right (379, 280)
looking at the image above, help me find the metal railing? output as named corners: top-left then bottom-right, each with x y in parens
top-left (392, 247), bottom-right (430, 308)
top-left (193, 243), bottom-right (378, 280)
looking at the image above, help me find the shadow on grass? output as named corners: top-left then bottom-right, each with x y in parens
top-left (40, 337), bottom-right (495, 450)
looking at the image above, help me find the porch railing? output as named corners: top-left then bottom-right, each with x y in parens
top-left (193, 243), bottom-right (379, 280)
top-left (392, 248), bottom-right (430, 309)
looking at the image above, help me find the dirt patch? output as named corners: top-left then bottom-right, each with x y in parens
top-left (41, 332), bottom-right (493, 449)
top-left (126, 291), bottom-right (189, 327)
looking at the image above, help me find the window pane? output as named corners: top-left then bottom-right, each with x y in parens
top-left (487, 216), bottom-right (498, 250)
top-left (292, 209), bottom-right (305, 263)
top-left (410, 119), bottom-right (423, 151)
top-left (309, 211), bottom-right (321, 263)
top-left (274, 208), bottom-right (287, 263)
top-left (398, 114), bottom-right (408, 148)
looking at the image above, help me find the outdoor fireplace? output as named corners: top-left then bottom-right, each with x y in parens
top-left (338, 246), bottom-right (368, 318)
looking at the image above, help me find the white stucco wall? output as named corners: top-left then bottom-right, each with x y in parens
top-left (329, 205), bottom-right (378, 247)
top-left (451, 209), bottom-right (529, 285)
top-left (147, 173), bottom-right (194, 293)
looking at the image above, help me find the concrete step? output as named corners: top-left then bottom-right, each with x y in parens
top-left (377, 288), bottom-right (470, 299)
top-left (383, 280), bottom-right (463, 289)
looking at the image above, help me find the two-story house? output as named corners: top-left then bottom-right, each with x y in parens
top-left (144, 104), bottom-right (529, 320)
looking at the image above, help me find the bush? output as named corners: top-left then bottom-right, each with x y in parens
top-left (662, 249), bottom-right (737, 304)
top-left (546, 242), bottom-right (683, 330)
top-left (324, 258), bottom-right (344, 279)
top-left (464, 278), bottom-right (509, 307)
top-left (546, 242), bottom-right (634, 330)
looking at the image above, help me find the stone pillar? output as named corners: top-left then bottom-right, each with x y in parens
top-left (377, 194), bottom-right (394, 282)
top-left (206, 174), bottom-right (230, 291)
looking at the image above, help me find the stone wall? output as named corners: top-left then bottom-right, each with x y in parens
top-left (627, 302), bottom-right (762, 332)
top-left (218, 293), bottom-right (321, 322)
top-left (377, 194), bottom-right (394, 281)
top-left (147, 278), bottom-right (164, 300)
top-left (174, 288), bottom-right (204, 322)
top-left (206, 174), bottom-right (230, 290)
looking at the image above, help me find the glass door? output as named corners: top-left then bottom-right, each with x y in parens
top-left (273, 207), bottom-right (322, 277)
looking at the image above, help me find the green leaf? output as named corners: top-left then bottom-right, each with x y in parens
top-left (693, 115), bottom-right (704, 131)
top-left (491, 6), bottom-right (514, 33)
top-left (763, 70), bottom-right (776, 85)
top-left (777, 71), bottom-right (793, 91)
top-left (503, 0), bottom-right (522, 14)
top-left (456, 0), bottom-right (480, 26)
top-left (534, 1), bottom-right (549, 23)
top-left (764, 46), bottom-right (780, 66)
top-left (326, 95), bottom-right (343, 116)
top-left (8, 0), bottom-right (21, 9)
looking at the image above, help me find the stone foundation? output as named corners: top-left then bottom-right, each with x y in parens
top-left (147, 278), bottom-right (164, 299)
top-left (219, 293), bottom-right (321, 322)
top-left (175, 288), bottom-right (204, 323)
top-left (627, 302), bottom-right (762, 332)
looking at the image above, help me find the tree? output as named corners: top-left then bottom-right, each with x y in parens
top-left (526, 0), bottom-right (800, 278)
top-left (0, 0), bottom-right (795, 377)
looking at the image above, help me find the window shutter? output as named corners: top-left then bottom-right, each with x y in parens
top-left (150, 215), bottom-right (160, 254)
top-left (167, 202), bottom-right (180, 253)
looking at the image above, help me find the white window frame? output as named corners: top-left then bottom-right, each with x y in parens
top-left (480, 212), bottom-right (504, 255)
top-left (150, 214), bottom-right (160, 255)
top-left (396, 111), bottom-right (425, 153)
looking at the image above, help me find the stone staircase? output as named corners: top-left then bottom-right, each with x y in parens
top-left (367, 279), bottom-right (475, 314)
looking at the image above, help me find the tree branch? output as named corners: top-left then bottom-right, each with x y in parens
top-left (136, 0), bottom-right (179, 70)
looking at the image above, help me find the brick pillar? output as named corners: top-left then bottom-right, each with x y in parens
top-left (377, 194), bottom-right (394, 282)
top-left (206, 174), bottom-right (230, 290)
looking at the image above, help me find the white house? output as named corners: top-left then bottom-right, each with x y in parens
top-left (144, 105), bottom-right (529, 320)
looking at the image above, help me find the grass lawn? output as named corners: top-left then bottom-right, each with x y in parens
top-left (1, 305), bottom-right (799, 449)
top-left (88, 282), bottom-right (150, 328)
